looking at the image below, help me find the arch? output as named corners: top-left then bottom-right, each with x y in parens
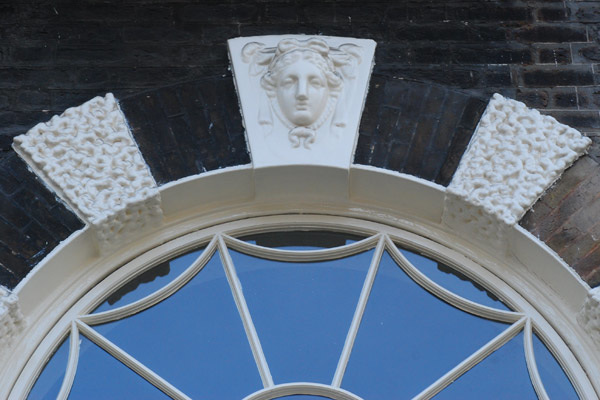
top-left (3, 164), bottom-right (600, 398)
top-left (1, 34), bottom-right (599, 399)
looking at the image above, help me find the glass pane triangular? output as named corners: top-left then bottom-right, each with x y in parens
top-left (68, 336), bottom-right (171, 399)
top-left (434, 332), bottom-right (537, 399)
top-left (230, 248), bottom-right (374, 384)
top-left (343, 251), bottom-right (509, 399)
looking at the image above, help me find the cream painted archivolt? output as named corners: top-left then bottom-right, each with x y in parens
top-left (4, 168), bottom-right (600, 398)
top-left (9, 218), bottom-right (593, 399)
top-left (3, 34), bottom-right (599, 398)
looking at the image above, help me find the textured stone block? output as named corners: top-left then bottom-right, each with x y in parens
top-left (444, 94), bottom-right (590, 245)
top-left (13, 94), bottom-right (162, 253)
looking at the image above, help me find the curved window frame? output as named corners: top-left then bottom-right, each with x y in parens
top-left (10, 214), bottom-right (598, 399)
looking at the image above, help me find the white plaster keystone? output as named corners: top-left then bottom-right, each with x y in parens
top-left (0, 286), bottom-right (25, 366)
top-left (228, 35), bottom-right (376, 171)
top-left (13, 94), bottom-right (163, 253)
top-left (443, 94), bottom-right (591, 247)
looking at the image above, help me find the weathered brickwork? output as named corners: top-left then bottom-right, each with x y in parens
top-left (0, 0), bottom-right (598, 143)
top-left (521, 156), bottom-right (600, 288)
top-left (355, 76), bottom-right (487, 186)
top-left (0, 1), bottom-right (599, 288)
top-left (0, 153), bottom-right (83, 289)
top-left (119, 77), bottom-right (250, 185)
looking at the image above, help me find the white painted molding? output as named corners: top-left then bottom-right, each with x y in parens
top-left (228, 35), bottom-right (376, 170)
top-left (12, 94), bottom-right (163, 253)
top-left (2, 79), bottom-right (599, 397)
top-left (4, 166), bottom-right (600, 398)
top-left (443, 93), bottom-right (591, 247)
top-left (578, 287), bottom-right (600, 351)
top-left (0, 286), bottom-right (25, 366)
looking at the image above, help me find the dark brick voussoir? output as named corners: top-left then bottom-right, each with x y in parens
top-left (521, 155), bottom-right (600, 288)
top-left (0, 152), bottom-right (84, 289)
top-left (118, 76), bottom-right (251, 185)
top-left (354, 74), bottom-right (489, 186)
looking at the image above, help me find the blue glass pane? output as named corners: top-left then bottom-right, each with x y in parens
top-left (93, 248), bottom-right (204, 313)
top-left (68, 336), bottom-right (170, 400)
top-left (239, 231), bottom-right (364, 250)
top-left (231, 249), bottom-right (374, 384)
top-left (343, 252), bottom-right (509, 399)
top-left (27, 336), bottom-right (70, 400)
top-left (276, 396), bottom-right (333, 399)
top-left (93, 251), bottom-right (262, 399)
top-left (533, 333), bottom-right (578, 399)
top-left (399, 247), bottom-right (510, 310)
top-left (434, 332), bottom-right (537, 399)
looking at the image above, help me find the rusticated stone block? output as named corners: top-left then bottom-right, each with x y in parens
top-left (445, 94), bottom-right (590, 247)
top-left (13, 94), bottom-right (162, 254)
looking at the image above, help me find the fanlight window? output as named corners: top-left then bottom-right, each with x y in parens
top-left (26, 226), bottom-right (579, 400)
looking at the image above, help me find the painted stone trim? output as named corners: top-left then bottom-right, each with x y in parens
top-left (578, 287), bottom-right (600, 350)
top-left (12, 94), bottom-right (163, 253)
top-left (229, 35), bottom-right (376, 170)
top-left (0, 286), bottom-right (24, 365)
top-left (443, 94), bottom-right (591, 245)
top-left (242, 37), bottom-right (362, 149)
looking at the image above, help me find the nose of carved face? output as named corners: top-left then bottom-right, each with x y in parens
top-left (276, 59), bottom-right (330, 127)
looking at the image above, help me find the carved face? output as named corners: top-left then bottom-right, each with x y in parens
top-left (275, 59), bottom-right (330, 127)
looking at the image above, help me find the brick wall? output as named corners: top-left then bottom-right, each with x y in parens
top-left (0, 0), bottom-right (598, 147)
top-left (1, 0), bottom-right (600, 288)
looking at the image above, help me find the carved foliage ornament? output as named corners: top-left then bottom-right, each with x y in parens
top-left (241, 37), bottom-right (362, 149)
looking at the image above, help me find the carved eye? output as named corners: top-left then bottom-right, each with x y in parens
top-left (280, 77), bottom-right (296, 88)
top-left (309, 78), bottom-right (324, 88)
